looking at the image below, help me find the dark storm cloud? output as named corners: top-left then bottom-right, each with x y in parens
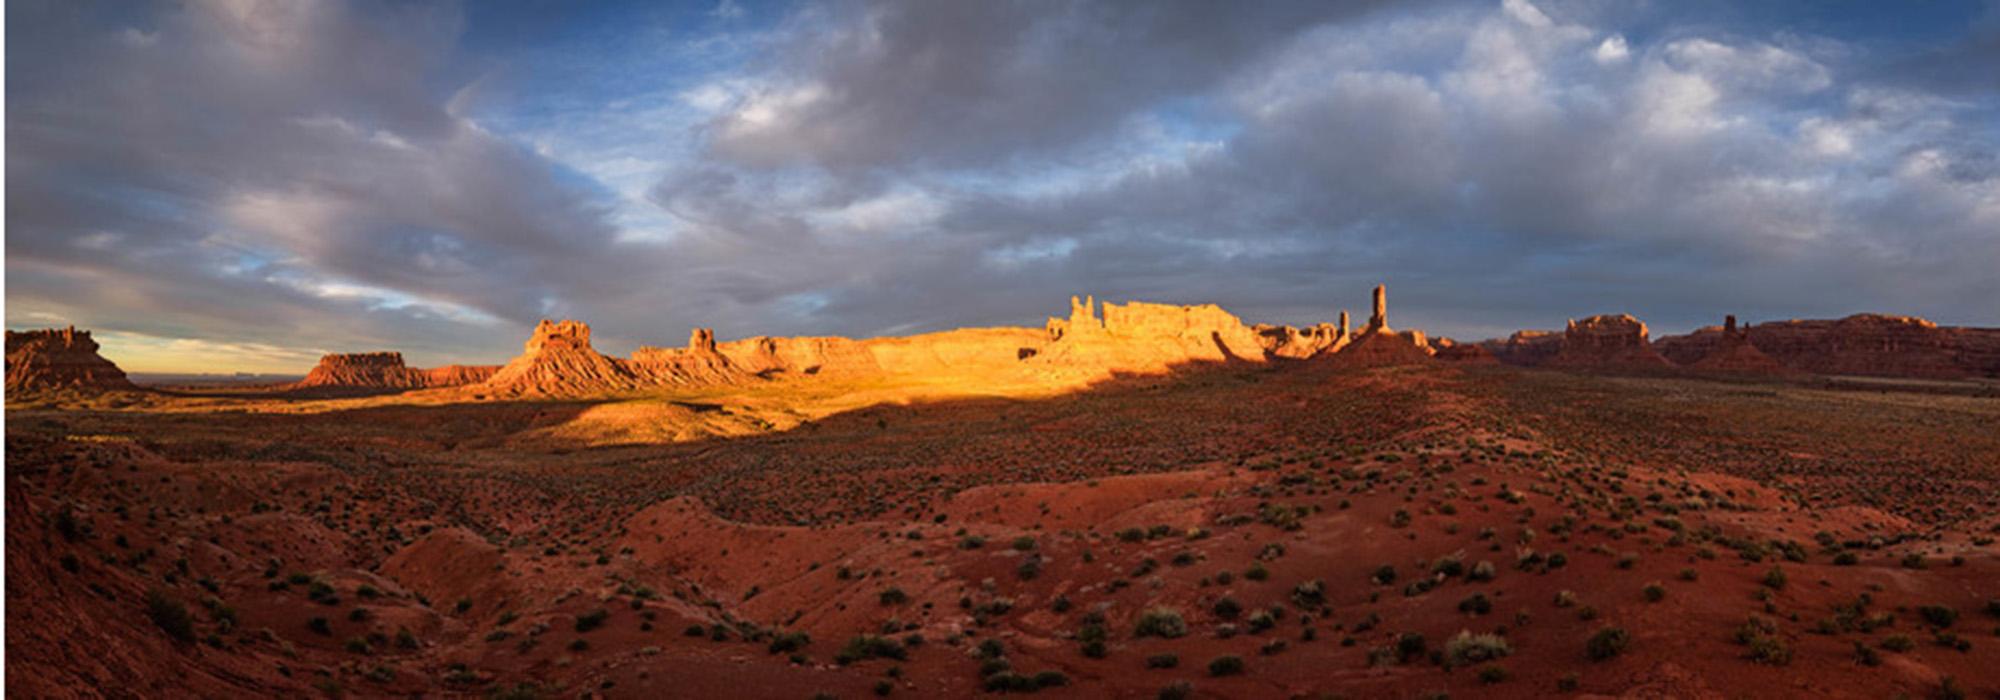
top-left (705, 0), bottom-right (1410, 170)
top-left (6, 0), bottom-right (663, 366)
top-left (693, 0), bottom-right (1999, 338)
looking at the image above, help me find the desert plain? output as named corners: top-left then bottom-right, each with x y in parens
top-left (6, 287), bottom-right (1999, 699)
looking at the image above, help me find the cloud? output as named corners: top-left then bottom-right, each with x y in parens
top-left (1593, 34), bottom-right (1629, 64)
top-left (6, 0), bottom-right (1997, 373)
top-left (6, 0), bottom-right (666, 369)
top-left (703, 0), bottom-right (1407, 171)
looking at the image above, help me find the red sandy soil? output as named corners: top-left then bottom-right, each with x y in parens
top-left (7, 363), bottom-right (1999, 699)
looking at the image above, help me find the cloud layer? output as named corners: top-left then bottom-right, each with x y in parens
top-left (7, 0), bottom-right (1997, 371)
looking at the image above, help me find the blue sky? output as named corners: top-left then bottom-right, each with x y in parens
top-left (7, 0), bottom-right (1998, 372)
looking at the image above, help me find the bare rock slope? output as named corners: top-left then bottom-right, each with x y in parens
top-left (5, 326), bottom-right (136, 396)
top-left (296, 352), bottom-right (497, 391)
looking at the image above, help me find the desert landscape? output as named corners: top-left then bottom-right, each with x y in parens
top-left (7, 287), bottom-right (1998, 698)
top-left (11, 1), bottom-right (2000, 698)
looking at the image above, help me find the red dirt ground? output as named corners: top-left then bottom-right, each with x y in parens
top-left (7, 363), bottom-right (1998, 698)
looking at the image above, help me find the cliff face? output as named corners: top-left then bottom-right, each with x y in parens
top-left (1543, 314), bottom-right (1672, 369)
top-left (863, 327), bottom-right (1046, 376)
top-left (422, 364), bottom-right (502, 386)
top-left (1684, 316), bottom-right (1791, 375)
top-left (482, 320), bottom-right (644, 397)
top-left (1480, 330), bottom-right (1562, 366)
top-left (629, 328), bottom-right (747, 386)
top-left (1033, 296), bottom-right (1269, 372)
top-left (718, 336), bottom-right (881, 378)
top-left (1954, 327), bottom-right (2000, 377)
top-left (1255, 323), bottom-right (1344, 359)
top-left (1654, 314), bottom-right (1999, 379)
top-left (296, 352), bottom-right (497, 390)
top-left (5, 326), bottom-right (136, 396)
top-left (1431, 338), bottom-right (1500, 365)
top-left (1771, 316), bottom-right (1956, 377)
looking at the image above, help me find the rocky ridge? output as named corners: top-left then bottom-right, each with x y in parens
top-left (5, 326), bottom-right (136, 396)
top-left (1654, 313), bottom-right (2000, 378)
top-left (1685, 316), bottom-right (1792, 375)
top-left (19, 288), bottom-right (1995, 403)
top-left (296, 352), bottom-right (497, 391)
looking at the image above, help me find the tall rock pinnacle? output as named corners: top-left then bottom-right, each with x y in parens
top-left (1366, 285), bottom-right (1388, 333)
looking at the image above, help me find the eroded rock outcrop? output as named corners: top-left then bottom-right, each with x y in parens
top-left (1653, 313), bottom-right (1998, 378)
top-left (629, 328), bottom-right (745, 386)
top-left (1763, 315), bottom-right (1959, 377)
top-left (5, 326), bottom-right (136, 396)
top-left (1328, 329), bottom-right (1435, 367)
top-left (1684, 316), bottom-right (1792, 375)
top-left (1325, 285), bottom-right (1434, 367)
top-left (1544, 314), bottom-right (1672, 370)
top-left (1035, 296), bottom-right (1268, 372)
top-left (864, 327), bottom-right (1047, 375)
top-left (422, 364), bottom-right (503, 386)
top-left (719, 336), bottom-right (881, 378)
top-left (1431, 337), bottom-right (1500, 365)
top-left (1479, 330), bottom-right (1562, 366)
top-left (1255, 323), bottom-right (1344, 359)
top-left (296, 352), bottom-right (497, 391)
top-left (481, 320), bottom-right (644, 397)
top-left (1365, 285), bottom-right (1389, 334)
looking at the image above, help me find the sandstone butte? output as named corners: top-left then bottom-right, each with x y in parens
top-left (295, 351), bottom-right (498, 392)
top-left (4, 326), bottom-right (136, 396)
top-left (12, 285), bottom-right (1999, 400)
top-left (1543, 313), bottom-right (1675, 370)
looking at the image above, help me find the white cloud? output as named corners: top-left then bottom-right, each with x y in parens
top-left (1798, 117), bottom-right (1855, 157)
top-left (1501, 0), bottom-right (1554, 28)
top-left (1593, 34), bottom-right (1629, 64)
top-left (1662, 38), bottom-right (1831, 94)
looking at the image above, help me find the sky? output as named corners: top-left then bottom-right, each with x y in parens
top-left (6, 0), bottom-right (1998, 373)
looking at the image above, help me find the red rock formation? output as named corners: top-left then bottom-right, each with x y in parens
top-left (296, 352), bottom-right (497, 391)
top-left (1655, 313), bottom-right (1997, 379)
top-left (1480, 330), bottom-right (1562, 366)
top-left (1365, 285), bottom-right (1389, 334)
top-left (5, 326), bottom-right (136, 396)
top-left (1432, 338), bottom-right (1500, 365)
top-left (481, 320), bottom-right (644, 397)
top-left (1651, 329), bottom-right (1716, 365)
top-left (1035, 297), bottom-right (1268, 372)
top-left (421, 364), bottom-right (502, 386)
top-left (717, 336), bottom-right (880, 378)
top-left (1325, 285), bottom-right (1434, 368)
top-left (864, 327), bottom-right (1047, 375)
top-left (1686, 316), bottom-right (1792, 375)
top-left (1254, 323), bottom-right (1343, 359)
top-left (1954, 327), bottom-right (2000, 378)
top-left (629, 328), bottom-right (746, 385)
top-left (1544, 314), bottom-right (1672, 370)
top-left (1327, 329), bottom-right (1434, 368)
top-left (299, 352), bottom-right (419, 388)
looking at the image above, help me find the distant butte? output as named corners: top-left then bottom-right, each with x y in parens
top-left (1544, 314), bottom-right (1673, 370)
top-left (296, 351), bottom-right (497, 392)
